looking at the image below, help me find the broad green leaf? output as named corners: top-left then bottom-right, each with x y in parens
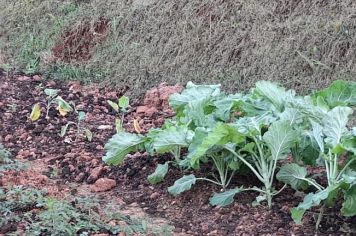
top-left (183, 99), bottom-right (216, 128)
top-left (279, 108), bottom-right (303, 126)
top-left (287, 96), bottom-right (327, 123)
top-left (84, 128), bottom-right (93, 141)
top-left (118, 96), bottom-right (129, 110)
top-left (78, 111), bottom-right (86, 121)
top-left (189, 123), bottom-right (245, 167)
top-left (147, 162), bottom-right (169, 184)
top-left (150, 126), bottom-right (193, 154)
top-left (322, 106), bottom-right (353, 148)
top-left (30, 103), bottom-right (41, 121)
top-left (103, 132), bottom-right (145, 165)
top-left (209, 188), bottom-right (241, 206)
top-left (313, 80), bottom-right (356, 108)
top-left (341, 186), bottom-right (356, 217)
top-left (168, 174), bottom-right (197, 196)
top-left (263, 121), bottom-right (298, 160)
top-left (309, 120), bottom-right (324, 152)
top-left (60, 124), bottom-right (70, 137)
top-left (169, 81), bottom-right (220, 112)
top-left (234, 112), bottom-right (276, 136)
top-left (183, 127), bottom-right (208, 168)
top-left (44, 88), bottom-right (58, 97)
top-left (276, 164), bottom-right (309, 190)
top-left (213, 94), bottom-right (244, 121)
top-left (342, 131), bottom-right (356, 155)
top-left (107, 100), bottom-right (119, 112)
top-left (291, 185), bottom-right (338, 224)
top-left (342, 170), bottom-right (356, 185)
top-left (253, 81), bottom-right (295, 112)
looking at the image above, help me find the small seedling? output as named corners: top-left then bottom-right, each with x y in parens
top-left (60, 105), bottom-right (92, 141)
top-left (107, 95), bottom-right (130, 133)
top-left (30, 88), bottom-right (72, 121)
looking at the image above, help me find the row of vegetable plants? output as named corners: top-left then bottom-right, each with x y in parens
top-left (103, 80), bottom-right (355, 226)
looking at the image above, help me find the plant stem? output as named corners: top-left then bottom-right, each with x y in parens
top-left (196, 177), bottom-right (223, 187)
top-left (337, 159), bottom-right (356, 180)
top-left (225, 146), bottom-right (264, 183)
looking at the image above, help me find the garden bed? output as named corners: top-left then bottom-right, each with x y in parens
top-left (0, 70), bottom-right (355, 235)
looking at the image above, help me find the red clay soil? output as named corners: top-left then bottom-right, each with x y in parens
top-left (51, 18), bottom-right (110, 62)
top-left (0, 70), bottom-right (355, 235)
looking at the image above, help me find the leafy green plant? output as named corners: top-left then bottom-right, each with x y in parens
top-left (30, 88), bottom-right (72, 121)
top-left (0, 144), bottom-right (27, 173)
top-left (107, 95), bottom-right (130, 133)
top-left (103, 80), bottom-right (356, 213)
top-left (60, 105), bottom-right (92, 141)
top-left (1, 186), bottom-right (171, 235)
top-left (277, 106), bottom-right (355, 225)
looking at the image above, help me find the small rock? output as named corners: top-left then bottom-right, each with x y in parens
top-left (150, 192), bottom-right (160, 199)
top-left (16, 150), bottom-right (31, 159)
top-left (32, 75), bottom-right (42, 81)
top-left (46, 81), bottom-right (56, 87)
top-left (91, 178), bottom-right (116, 192)
top-left (87, 166), bottom-right (104, 183)
top-left (17, 76), bottom-right (31, 81)
top-left (4, 134), bottom-right (13, 142)
top-left (97, 125), bottom-right (113, 130)
top-left (201, 224), bottom-right (209, 232)
top-left (95, 145), bottom-right (104, 150)
top-left (75, 173), bottom-right (85, 182)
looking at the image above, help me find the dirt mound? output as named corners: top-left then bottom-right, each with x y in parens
top-left (52, 18), bottom-right (109, 62)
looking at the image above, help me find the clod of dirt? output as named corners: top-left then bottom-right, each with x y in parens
top-left (90, 178), bottom-right (116, 192)
top-left (136, 83), bottom-right (183, 117)
top-left (87, 166), bottom-right (105, 183)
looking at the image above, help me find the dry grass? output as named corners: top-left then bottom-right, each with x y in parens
top-left (1, 0), bottom-right (355, 96)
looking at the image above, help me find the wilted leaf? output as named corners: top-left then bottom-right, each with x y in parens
top-left (209, 188), bottom-right (241, 206)
top-left (291, 185), bottom-right (338, 224)
top-left (84, 128), bottom-right (93, 141)
top-left (60, 124), bottom-right (70, 137)
top-left (133, 119), bottom-right (142, 134)
top-left (56, 97), bottom-right (73, 116)
top-left (107, 100), bottom-right (119, 112)
top-left (168, 174), bottom-right (197, 196)
top-left (147, 162), bottom-right (169, 184)
top-left (30, 103), bottom-right (41, 121)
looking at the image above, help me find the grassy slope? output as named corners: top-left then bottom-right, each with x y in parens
top-left (1, 0), bottom-right (355, 96)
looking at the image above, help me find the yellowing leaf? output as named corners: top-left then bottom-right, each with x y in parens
top-left (58, 106), bottom-right (69, 116)
top-left (107, 100), bottom-right (119, 112)
top-left (133, 119), bottom-right (142, 134)
top-left (30, 103), bottom-right (41, 121)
